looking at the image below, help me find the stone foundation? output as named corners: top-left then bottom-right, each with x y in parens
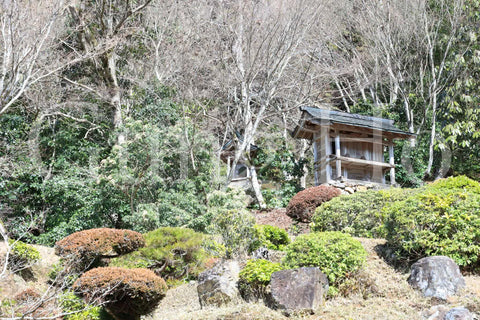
top-left (324, 178), bottom-right (392, 195)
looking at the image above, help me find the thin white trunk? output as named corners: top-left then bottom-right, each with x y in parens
top-left (299, 139), bottom-right (309, 189)
top-left (250, 166), bottom-right (265, 209)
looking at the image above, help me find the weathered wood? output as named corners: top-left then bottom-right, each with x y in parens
top-left (324, 131), bottom-right (332, 182)
top-left (334, 136), bottom-right (390, 146)
top-left (389, 142), bottom-right (396, 185)
top-left (335, 131), bottom-right (341, 179)
top-left (328, 155), bottom-right (395, 169)
top-left (313, 135), bottom-right (319, 185)
top-left (327, 123), bottom-right (412, 139)
top-left (318, 126), bottom-right (330, 184)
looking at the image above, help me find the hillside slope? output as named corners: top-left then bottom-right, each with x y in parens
top-left (146, 238), bottom-right (480, 320)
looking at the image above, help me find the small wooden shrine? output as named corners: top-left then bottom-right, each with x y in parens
top-left (292, 106), bottom-right (415, 186)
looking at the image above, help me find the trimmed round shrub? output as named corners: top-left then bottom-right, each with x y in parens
top-left (426, 175), bottom-right (480, 193)
top-left (312, 188), bottom-right (417, 238)
top-left (110, 227), bottom-right (213, 282)
top-left (385, 188), bottom-right (480, 269)
top-left (238, 259), bottom-right (283, 301)
top-left (73, 267), bottom-right (167, 320)
top-left (283, 231), bottom-right (367, 289)
top-left (8, 240), bottom-right (40, 271)
top-left (286, 186), bottom-right (341, 222)
top-left (249, 224), bottom-right (290, 252)
top-left (55, 228), bottom-right (145, 271)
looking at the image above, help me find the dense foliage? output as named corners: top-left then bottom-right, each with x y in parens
top-left (286, 186), bottom-right (341, 222)
top-left (8, 239), bottom-right (40, 271)
top-left (238, 259), bottom-right (283, 301)
top-left (312, 188), bottom-right (417, 238)
top-left (208, 208), bottom-right (256, 258)
top-left (73, 267), bottom-right (167, 320)
top-left (283, 232), bottom-right (367, 291)
top-left (1, 1), bottom-right (480, 318)
top-left (1, 0), bottom-right (479, 251)
top-left (385, 176), bottom-right (480, 269)
top-left (249, 224), bottom-right (290, 252)
top-left (110, 227), bottom-right (214, 282)
top-left (59, 291), bottom-right (107, 320)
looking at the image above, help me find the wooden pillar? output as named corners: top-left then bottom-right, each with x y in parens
top-left (325, 131), bottom-right (332, 183)
top-left (389, 141), bottom-right (396, 185)
top-left (335, 130), bottom-right (341, 179)
top-left (372, 130), bottom-right (383, 182)
top-left (313, 134), bottom-right (319, 185)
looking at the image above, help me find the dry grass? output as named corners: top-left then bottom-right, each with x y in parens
top-left (146, 238), bottom-right (480, 320)
top-left (0, 242), bottom-right (59, 299)
top-left (1, 238), bottom-right (479, 320)
top-left (144, 282), bottom-right (288, 320)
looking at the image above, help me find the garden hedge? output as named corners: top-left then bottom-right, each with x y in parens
top-left (55, 228), bottom-right (145, 271)
top-left (73, 267), bottom-right (167, 320)
top-left (286, 185), bottom-right (341, 222)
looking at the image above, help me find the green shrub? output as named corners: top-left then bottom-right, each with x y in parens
top-left (283, 232), bottom-right (367, 289)
top-left (123, 190), bottom-right (208, 234)
top-left (207, 209), bottom-right (256, 258)
top-left (110, 227), bottom-right (213, 282)
top-left (261, 183), bottom-right (300, 208)
top-left (384, 188), bottom-right (480, 269)
top-left (238, 259), bottom-right (283, 301)
top-left (250, 225), bottom-right (290, 252)
top-left (425, 175), bottom-right (480, 193)
top-left (240, 259), bottom-right (283, 286)
top-left (207, 188), bottom-right (248, 211)
top-left (8, 239), bottom-right (40, 271)
top-left (59, 291), bottom-right (107, 320)
top-left (312, 188), bottom-right (417, 238)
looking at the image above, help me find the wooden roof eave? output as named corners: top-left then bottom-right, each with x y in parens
top-left (293, 111), bottom-right (416, 141)
top-left (306, 118), bottom-right (415, 140)
top-left (291, 117), bottom-right (322, 140)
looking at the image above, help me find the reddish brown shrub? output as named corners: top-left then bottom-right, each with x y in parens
top-left (55, 228), bottom-right (145, 271)
top-left (73, 267), bottom-right (167, 320)
top-left (12, 288), bottom-right (61, 319)
top-left (14, 288), bottom-right (41, 302)
top-left (286, 185), bottom-right (341, 222)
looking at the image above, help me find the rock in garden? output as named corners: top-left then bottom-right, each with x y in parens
top-left (356, 185), bottom-right (368, 192)
top-left (444, 307), bottom-right (473, 320)
top-left (270, 267), bottom-right (328, 315)
top-left (408, 256), bottom-right (465, 300)
top-left (344, 187), bottom-right (355, 194)
top-left (425, 306), bottom-right (473, 320)
top-left (252, 247), bottom-right (269, 260)
top-left (197, 260), bottom-right (240, 308)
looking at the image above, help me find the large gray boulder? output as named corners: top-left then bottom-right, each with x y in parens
top-left (408, 256), bottom-right (465, 300)
top-left (423, 306), bottom-right (473, 320)
top-left (197, 260), bottom-right (240, 308)
top-left (444, 307), bottom-right (473, 320)
top-left (270, 267), bottom-right (328, 315)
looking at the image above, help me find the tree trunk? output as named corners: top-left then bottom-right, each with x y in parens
top-left (426, 91), bottom-right (436, 177)
top-left (299, 139), bottom-right (309, 189)
top-left (250, 166), bottom-right (266, 209)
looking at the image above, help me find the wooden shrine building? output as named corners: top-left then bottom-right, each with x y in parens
top-left (292, 106), bottom-right (415, 186)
